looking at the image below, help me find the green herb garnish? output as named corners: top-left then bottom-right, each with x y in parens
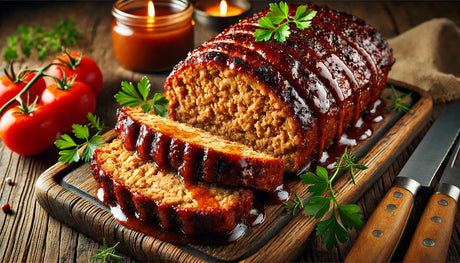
top-left (55, 113), bottom-right (105, 163)
top-left (114, 76), bottom-right (169, 117)
top-left (91, 238), bottom-right (123, 263)
top-left (2, 19), bottom-right (80, 61)
top-left (387, 85), bottom-right (412, 113)
top-left (254, 2), bottom-right (317, 42)
top-left (284, 148), bottom-right (366, 250)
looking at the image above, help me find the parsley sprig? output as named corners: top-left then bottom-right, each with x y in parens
top-left (2, 19), bottom-right (80, 61)
top-left (114, 76), bottom-right (169, 116)
top-left (283, 148), bottom-right (366, 250)
top-left (254, 2), bottom-right (317, 42)
top-left (387, 85), bottom-right (412, 113)
top-left (55, 113), bottom-right (105, 163)
top-left (91, 238), bottom-right (123, 263)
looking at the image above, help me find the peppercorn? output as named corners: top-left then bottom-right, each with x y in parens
top-left (6, 177), bottom-right (13, 185)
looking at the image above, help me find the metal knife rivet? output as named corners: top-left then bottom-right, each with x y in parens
top-left (438, 199), bottom-right (448, 206)
top-left (393, 191), bottom-right (403, 198)
top-left (372, 230), bottom-right (383, 238)
top-left (387, 204), bottom-right (397, 210)
top-left (423, 238), bottom-right (436, 247)
top-left (431, 216), bottom-right (442, 223)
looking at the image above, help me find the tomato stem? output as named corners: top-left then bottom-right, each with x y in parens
top-left (0, 63), bottom-right (52, 116)
top-left (57, 51), bottom-right (82, 70)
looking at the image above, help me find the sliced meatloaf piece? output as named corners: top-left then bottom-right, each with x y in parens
top-left (115, 107), bottom-right (284, 192)
top-left (165, 4), bottom-right (394, 173)
top-left (91, 139), bottom-right (254, 235)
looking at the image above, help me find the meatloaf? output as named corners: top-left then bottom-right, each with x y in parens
top-left (115, 107), bottom-right (284, 192)
top-left (164, 4), bottom-right (394, 173)
top-left (91, 139), bottom-right (254, 235)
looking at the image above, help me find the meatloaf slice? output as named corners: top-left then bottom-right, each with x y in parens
top-left (115, 107), bottom-right (284, 192)
top-left (166, 40), bottom-right (317, 173)
top-left (91, 139), bottom-right (254, 235)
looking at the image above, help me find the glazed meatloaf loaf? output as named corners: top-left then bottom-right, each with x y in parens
top-left (115, 107), bottom-right (283, 191)
top-left (91, 139), bottom-right (253, 235)
top-left (164, 4), bottom-right (394, 173)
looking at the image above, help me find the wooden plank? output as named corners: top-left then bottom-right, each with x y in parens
top-left (34, 81), bottom-right (432, 262)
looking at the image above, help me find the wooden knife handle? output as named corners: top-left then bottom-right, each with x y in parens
top-left (345, 186), bottom-right (415, 263)
top-left (402, 193), bottom-right (457, 263)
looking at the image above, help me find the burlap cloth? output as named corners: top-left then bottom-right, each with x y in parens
top-left (388, 18), bottom-right (460, 103)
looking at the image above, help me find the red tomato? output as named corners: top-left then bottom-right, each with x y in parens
top-left (0, 104), bottom-right (58, 156)
top-left (0, 72), bottom-right (47, 114)
top-left (46, 53), bottom-right (103, 97)
top-left (40, 80), bottom-right (96, 133)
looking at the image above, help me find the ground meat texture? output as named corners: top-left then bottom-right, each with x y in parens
top-left (165, 4), bottom-right (393, 173)
top-left (91, 139), bottom-right (254, 235)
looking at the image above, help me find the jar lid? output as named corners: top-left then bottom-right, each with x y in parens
top-left (113, 0), bottom-right (193, 28)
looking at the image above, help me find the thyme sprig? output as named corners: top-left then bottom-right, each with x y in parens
top-left (387, 85), bottom-right (412, 113)
top-left (254, 2), bottom-right (317, 42)
top-left (284, 148), bottom-right (366, 250)
top-left (91, 238), bottom-right (123, 263)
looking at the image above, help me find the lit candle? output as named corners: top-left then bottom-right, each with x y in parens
top-left (193, 0), bottom-right (251, 31)
top-left (204, 0), bottom-right (243, 17)
top-left (111, 0), bottom-right (194, 72)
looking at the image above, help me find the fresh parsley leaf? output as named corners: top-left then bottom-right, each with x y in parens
top-left (304, 196), bottom-right (331, 219)
top-left (115, 76), bottom-right (169, 116)
top-left (115, 80), bottom-right (145, 107)
top-left (88, 112), bottom-right (105, 131)
top-left (55, 113), bottom-right (105, 164)
top-left (2, 19), bottom-right (80, 61)
top-left (55, 134), bottom-right (78, 149)
top-left (72, 124), bottom-right (90, 140)
top-left (317, 213), bottom-right (348, 250)
top-left (92, 238), bottom-right (123, 262)
top-left (57, 148), bottom-right (80, 164)
top-left (387, 85), bottom-right (412, 113)
top-left (300, 168), bottom-right (328, 197)
top-left (254, 2), bottom-right (317, 42)
top-left (283, 147), bottom-right (365, 250)
top-left (338, 204), bottom-right (363, 231)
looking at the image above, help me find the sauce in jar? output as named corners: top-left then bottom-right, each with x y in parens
top-left (111, 0), bottom-right (194, 72)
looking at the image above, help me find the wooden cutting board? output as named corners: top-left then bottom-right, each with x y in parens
top-left (35, 80), bottom-right (432, 262)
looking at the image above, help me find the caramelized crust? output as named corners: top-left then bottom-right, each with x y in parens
top-left (115, 107), bottom-right (284, 191)
top-left (165, 4), bottom-right (394, 173)
top-left (91, 139), bottom-right (254, 235)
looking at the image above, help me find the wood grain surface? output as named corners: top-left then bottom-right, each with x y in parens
top-left (34, 82), bottom-right (431, 262)
top-left (1, 1), bottom-right (460, 262)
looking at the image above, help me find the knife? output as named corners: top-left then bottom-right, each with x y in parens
top-left (345, 99), bottom-right (460, 263)
top-left (402, 135), bottom-right (460, 263)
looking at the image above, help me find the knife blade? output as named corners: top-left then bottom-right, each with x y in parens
top-left (402, 133), bottom-right (460, 263)
top-left (345, 99), bottom-right (460, 263)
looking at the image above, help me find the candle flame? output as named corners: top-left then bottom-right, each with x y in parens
top-left (220, 0), bottom-right (228, 16)
top-left (148, 1), bottom-right (155, 18)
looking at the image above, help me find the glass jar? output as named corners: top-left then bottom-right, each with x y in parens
top-left (112, 0), bottom-right (194, 72)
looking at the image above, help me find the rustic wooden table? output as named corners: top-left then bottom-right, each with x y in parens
top-left (1, 0), bottom-right (459, 262)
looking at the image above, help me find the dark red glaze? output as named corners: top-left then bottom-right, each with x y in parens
top-left (307, 4), bottom-right (394, 103)
top-left (116, 107), bottom-right (284, 192)
top-left (166, 42), bottom-right (318, 172)
top-left (212, 27), bottom-right (338, 160)
top-left (165, 4), bottom-right (393, 173)
top-left (90, 146), bottom-right (254, 238)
